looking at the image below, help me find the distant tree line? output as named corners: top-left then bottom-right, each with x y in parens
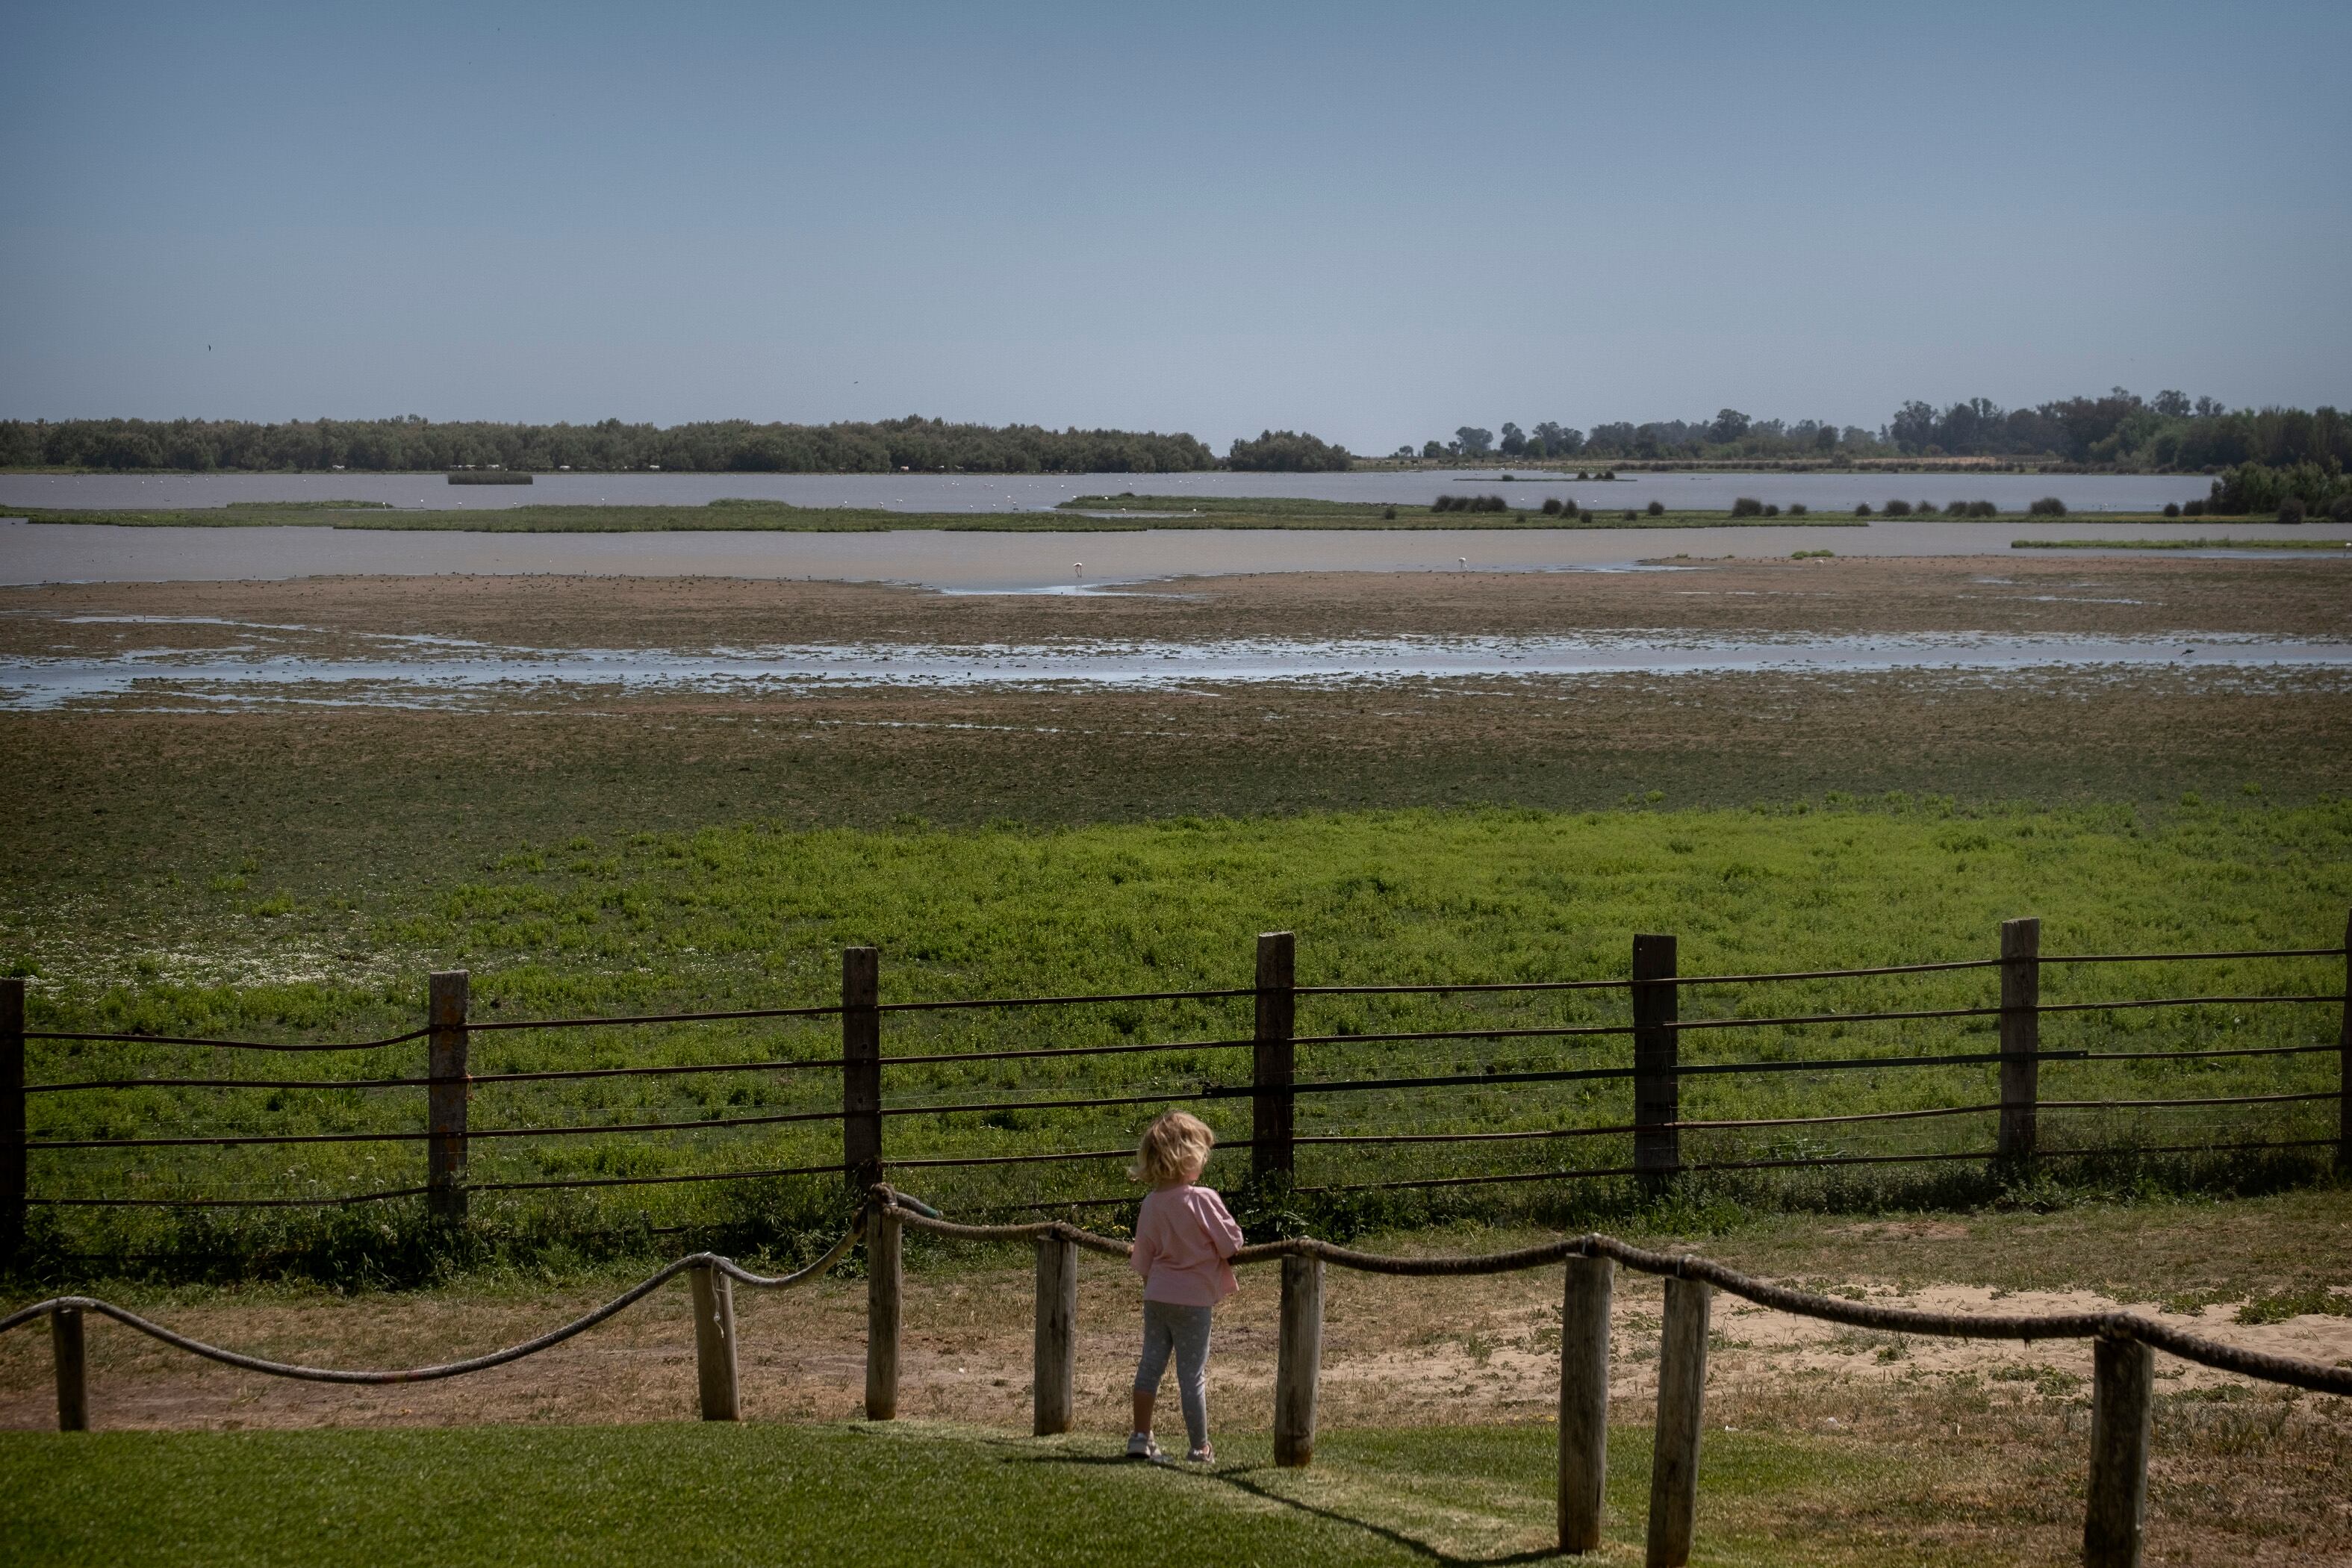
top-left (1411, 390), bottom-right (2352, 473)
top-left (0, 415), bottom-right (1225, 475)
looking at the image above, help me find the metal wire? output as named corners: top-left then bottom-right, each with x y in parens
top-left (22, 1027), bottom-right (429, 1054)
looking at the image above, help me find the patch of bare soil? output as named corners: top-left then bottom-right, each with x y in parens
top-left (3, 1253), bottom-right (2344, 1437)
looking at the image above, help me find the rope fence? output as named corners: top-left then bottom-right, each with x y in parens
top-left (1, 915), bottom-right (2346, 1224)
top-left (2, 1185), bottom-right (2344, 1568)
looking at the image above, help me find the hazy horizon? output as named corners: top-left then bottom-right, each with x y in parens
top-left (4, 1), bottom-right (2347, 455)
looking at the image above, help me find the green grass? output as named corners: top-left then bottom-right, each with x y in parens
top-left (13, 801), bottom-right (2348, 1269)
top-left (0, 1420), bottom-right (1938, 1568)
top-left (2012, 537), bottom-right (2351, 550)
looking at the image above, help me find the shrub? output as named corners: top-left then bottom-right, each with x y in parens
top-left (1431, 494), bottom-right (1457, 512)
top-left (2277, 495), bottom-right (2306, 524)
top-left (1965, 500), bottom-right (1997, 517)
top-left (1646, 499), bottom-right (1664, 516)
top-left (1944, 500), bottom-right (1970, 516)
top-left (1788, 502), bottom-right (1808, 516)
top-left (1763, 503), bottom-right (1781, 517)
top-left (1854, 503), bottom-right (1873, 517)
top-left (1382, 505), bottom-right (1396, 520)
top-left (1477, 494), bottom-right (1508, 512)
top-left (1622, 508), bottom-right (1637, 520)
top-left (2027, 497), bottom-right (2067, 516)
top-left (1578, 508), bottom-right (1596, 522)
top-left (1540, 497), bottom-right (1563, 516)
top-left (2182, 499), bottom-right (2205, 517)
top-left (2162, 502), bottom-right (2181, 518)
top-left (1730, 496), bottom-right (1764, 517)
top-left (1916, 500), bottom-right (1934, 516)
top-left (1882, 499), bottom-right (1913, 517)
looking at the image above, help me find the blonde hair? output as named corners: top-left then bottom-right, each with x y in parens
top-left (1129, 1110), bottom-right (1216, 1186)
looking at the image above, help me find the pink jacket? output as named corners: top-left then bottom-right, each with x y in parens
top-left (1129, 1183), bottom-right (1245, 1306)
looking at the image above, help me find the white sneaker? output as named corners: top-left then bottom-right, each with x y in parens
top-left (1125, 1432), bottom-right (1163, 1461)
top-left (1186, 1444), bottom-right (1215, 1466)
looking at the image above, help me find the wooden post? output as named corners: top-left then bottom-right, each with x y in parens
top-left (1646, 1276), bottom-right (1711, 1568)
top-left (1632, 934), bottom-right (1680, 1192)
top-left (1, 976), bottom-right (23, 1261)
top-left (690, 1263), bottom-right (740, 1422)
top-left (1033, 1231), bottom-right (1077, 1435)
top-left (865, 1202), bottom-right (901, 1420)
top-left (842, 947), bottom-right (882, 1192)
top-left (1252, 931), bottom-right (1296, 1187)
top-left (2336, 908), bottom-right (2350, 1175)
top-left (2083, 1333), bottom-right (2154, 1568)
top-left (426, 970), bottom-right (469, 1220)
top-left (1559, 1254), bottom-right (1614, 1554)
top-left (1998, 918), bottom-right (2040, 1165)
top-left (1273, 1250), bottom-right (1322, 1466)
top-left (52, 1306), bottom-right (87, 1432)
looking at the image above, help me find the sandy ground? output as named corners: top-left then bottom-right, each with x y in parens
top-left (4, 1244), bottom-right (2346, 1437)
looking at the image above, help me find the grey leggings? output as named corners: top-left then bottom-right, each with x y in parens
top-left (1133, 1298), bottom-right (1214, 1450)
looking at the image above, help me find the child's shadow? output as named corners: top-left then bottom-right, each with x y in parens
top-left (1001, 1449), bottom-right (1564, 1565)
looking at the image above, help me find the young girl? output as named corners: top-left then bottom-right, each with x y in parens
top-left (1124, 1110), bottom-right (1244, 1464)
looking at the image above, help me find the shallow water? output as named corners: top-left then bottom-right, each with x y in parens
top-left (6, 629), bottom-right (2346, 712)
top-left (4, 519), bottom-right (2346, 591)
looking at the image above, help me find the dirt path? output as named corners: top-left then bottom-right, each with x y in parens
top-left (5, 1245), bottom-right (2346, 1437)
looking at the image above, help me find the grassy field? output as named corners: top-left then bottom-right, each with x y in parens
top-left (13, 801), bottom-right (2347, 1272)
top-left (0, 1421), bottom-right (2036, 1568)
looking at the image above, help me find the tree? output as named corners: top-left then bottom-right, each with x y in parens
top-left (1227, 429), bottom-right (1351, 472)
top-left (1455, 426), bottom-right (1495, 457)
top-left (1709, 408), bottom-right (1752, 444)
top-left (2152, 389), bottom-right (2191, 418)
top-left (1498, 423), bottom-right (1526, 457)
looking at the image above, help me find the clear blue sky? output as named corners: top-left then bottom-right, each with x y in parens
top-left (4, 1), bottom-right (2347, 454)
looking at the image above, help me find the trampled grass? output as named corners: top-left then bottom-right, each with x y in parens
top-left (14, 801), bottom-right (2348, 1267)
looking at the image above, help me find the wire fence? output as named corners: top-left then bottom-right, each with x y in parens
top-left (1, 913), bottom-right (2346, 1234)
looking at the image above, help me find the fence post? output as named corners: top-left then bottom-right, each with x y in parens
top-left (2, 976), bottom-right (23, 1261)
top-left (2336, 907), bottom-right (2349, 1175)
top-left (1033, 1231), bottom-right (1077, 1435)
top-left (426, 971), bottom-right (470, 1220)
top-left (689, 1263), bottom-right (740, 1422)
top-left (52, 1305), bottom-right (87, 1432)
top-left (2083, 1332), bottom-right (2153, 1568)
top-left (842, 947), bottom-right (882, 1193)
top-left (1998, 917), bottom-right (2041, 1166)
top-left (1273, 1249), bottom-right (1322, 1466)
top-left (1645, 1275), bottom-right (1711, 1568)
top-left (1253, 931), bottom-right (1296, 1187)
top-left (865, 1201), bottom-right (901, 1420)
top-left (1559, 1254), bottom-right (1614, 1554)
top-left (1632, 934), bottom-right (1680, 1193)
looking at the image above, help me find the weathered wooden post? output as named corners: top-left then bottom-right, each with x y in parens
top-left (1998, 917), bottom-right (2040, 1166)
top-left (1033, 1230), bottom-right (1078, 1435)
top-left (1559, 1254), bottom-right (1614, 1554)
top-left (1646, 1275), bottom-right (1711, 1568)
top-left (865, 1199), bottom-right (902, 1420)
top-left (426, 970), bottom-right (470, 1220)
top-left (2, 976), bottom-right (24, 1261)
top-left (842, 947), bottom-right (882, 1193)
top-left (1273, 1248), bottom-right (1322, 1466)
top-left (689, 1263), bottom-right (740, 1422)
top-left (2083, 1331), bottom-right (2154, 1568)
top-left (52, 1305), bottom-right (87, 1432)
top-left (1632, 934), bottom-right (1680, 1194)
top-left (2336, 908), bottom-right (2350, 1174)
top-left (1252, 931), bottom-right (1296, 1187)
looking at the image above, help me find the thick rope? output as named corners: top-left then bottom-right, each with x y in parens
top-left (880, 1199), bottom-right (2352, 1397)
top-left (4, 1195), bottom-right (2345, 1398)
top-left (0, 1211), bottom-right (865, 1385)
